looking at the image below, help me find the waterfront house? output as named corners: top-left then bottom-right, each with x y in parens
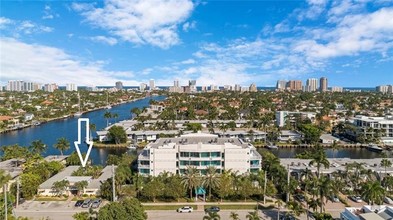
top-left (278, 130), bottom-right (302, 143)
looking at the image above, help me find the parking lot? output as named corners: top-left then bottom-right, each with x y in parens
top-left (14, 200), bottom-right (108, 220)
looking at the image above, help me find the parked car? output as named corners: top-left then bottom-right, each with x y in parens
top-left (91, 199), bottom-right (102, 208)
top-left (81, 199), bottom-right (92, 208)
top-left (177, 206), bottom-right (193, 213)
top-left (294, 194), bottom-right (306, 202)
top-left (330, 195), bottom-right (340, 203)
top-left (74, 200), bottom-right (84, 207)
top-left (204, 206), bottom-right (220, 213)
top-left (349, 196), bottom-right (362, 203)
top-left (384, 197), bottom-right (393, 204)
top-left (280, 214), bottom-right (296, 220)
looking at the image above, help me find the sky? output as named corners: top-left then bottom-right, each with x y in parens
top-left (1, 0), bottom-right (393, 87)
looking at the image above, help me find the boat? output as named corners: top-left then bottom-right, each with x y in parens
top-left (127, 144), bottom-right (137, 150)
top-left (366, 144), bottom-right (383, 153)
top-left (266, 145), bottom-right (278, 150)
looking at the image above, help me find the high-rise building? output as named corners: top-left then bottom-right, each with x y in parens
top-left (66, 83), bottom-right (78, 91)
top-left (249, 83), bottom-right (257, 92)
top-left (7, 80), bottom-right (37, 91)
top-left (139, 83), bottom-right (147, 92)
top-left (287, 80), bottom-right (302, 91)
top-left (149, 79), bottom-right (155, 91)
top-left (319, 77), bottom-right (328, 92)
top-left (388, 85), bottom-right (393, 94)
top-left (115, 81), bottom-right (123, 90)
top-left (276, 80), bottom-right (287, 91)
top-left (174, 80), bottom-right (179, 87)
top-left (188, 80), bottom-right (196, 93)
top-left (331, 86), bottom-right (343, 92)
top-left (234, 84), bottom-right (241, 91)
top-left (377, 85), bottom-right (389, 93)
top-left (7, 80), bottom-right (23, 91)
top-left (43, 83), bottom-right (58, 92)
top-left (306, 78), bottom-right (318, 92)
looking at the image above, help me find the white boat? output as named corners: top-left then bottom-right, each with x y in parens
top-left (366, 144), bottom-right (383, 153)
top-left (127, 144), bottom-right (137, 150)
top-left (267, 145), bottom-right (278, 150)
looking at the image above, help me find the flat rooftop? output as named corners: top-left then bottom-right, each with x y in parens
top-left (147, 133), bottom-right (250, 149)
top-left (0, 158), bottom-right (24, 179)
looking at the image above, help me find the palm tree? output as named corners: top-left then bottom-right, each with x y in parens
top-left (112, 113), bottom-right (119, 123)
top-left (246, 209), bottom-right (260, 220)
top-left (29, 140), bottom-right (47, 155)
top-left (74, 180), bottom-right (88, 197)
top-left (318, 176), bottom-right (335, 213)
top-left (0, 169), bottom-right (11, 186)
top-left (275, 199), bottom-right (284, 220)
top-left (89, 123), bottom-right (96, 141)
top-left (230, 211), bottom-right (240, 220)
top-left (181, 166), bottom-right (200, 200)
top-left (308, 148), bottom-right (330, 178)
top-left (361, 181), bottom-right (385, 205)
top-left (286, 201), bottom-right (304, 217)
top-left (104, 111), bottom-right (112, 127)
top-left (380, 158), bottom-right (392, 180)
top-left (203, 211), bottom-right (221, 220)
top-left (203, 166), bottom-right (220, 201)
top-left (331, 140), bottom-right (339, 159)
top-left (54, 137), bottom-right (70, 155)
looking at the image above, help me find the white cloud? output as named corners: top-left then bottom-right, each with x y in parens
top-left (73, 0), bottom-right (194, 49)
top-left (90, 36), bottom-right (118, 45)
top-left (16, 21), bottom-right (53, 34)
top-left (179, 59), bottom-right (196, 64)
top-left (0, 17), bottom-right (12, 29)
top-left (295, 8), bottom-right (393, 59)
top-left (182, 21), bottom-right (196, 32)
top-left (42, 5), bottom-right (58, 20)
top-left (0, 38), bottom-right (140, 86)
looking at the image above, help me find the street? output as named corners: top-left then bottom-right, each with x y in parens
top-left (13, 200), bottom-right (345, 220)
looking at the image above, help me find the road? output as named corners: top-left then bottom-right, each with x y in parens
top-left (14, 200), bottom-right (344, 220)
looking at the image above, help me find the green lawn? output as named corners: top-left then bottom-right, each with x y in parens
top-left (143, 205), bottom-right (198, 211)
top-left (217, 204), bottom-right (258, 210)
top-left (34, 197), bottom-right (68, 201)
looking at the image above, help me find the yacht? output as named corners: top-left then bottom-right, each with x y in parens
top-left (366, 144), bottom-right (383, 153)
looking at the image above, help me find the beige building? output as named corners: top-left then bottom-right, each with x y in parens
top-left (137, 132), bottom-right (262, 176)
top-left (319, 77), bottom-right (328, 92)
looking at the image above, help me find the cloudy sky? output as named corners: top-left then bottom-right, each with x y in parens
top-left (1, 0), bottom-right (392, 87)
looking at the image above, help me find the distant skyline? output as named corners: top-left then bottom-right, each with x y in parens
top-left (1, 0), bottom-right (393, 87)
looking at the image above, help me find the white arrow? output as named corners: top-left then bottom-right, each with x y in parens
top-left (74, 118), bottom-right (93, 167)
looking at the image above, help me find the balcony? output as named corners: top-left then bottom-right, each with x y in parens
top-left (138, 164), bottom-right (150, 169)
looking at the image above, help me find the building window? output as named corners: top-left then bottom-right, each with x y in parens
top-left (201, 152), bottom-right (210, 157)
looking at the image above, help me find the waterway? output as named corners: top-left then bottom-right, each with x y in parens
top-left (0, 96), bottom-right (166, 165)
top-left (0, 94), bottom-right (388, 165)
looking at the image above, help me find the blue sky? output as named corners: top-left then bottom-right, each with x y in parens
top-left (1, 0), bottom-right (392, 87)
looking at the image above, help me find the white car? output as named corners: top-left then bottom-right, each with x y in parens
top-left (349, 196), bottom-right (362, 203)
top-left (177, 206), bottom-right (193, 213)
top-left (384, 197), bottom-right (393, 204)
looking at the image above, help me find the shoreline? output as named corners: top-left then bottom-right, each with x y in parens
top-left (0, 96), bottom-right (147, 134)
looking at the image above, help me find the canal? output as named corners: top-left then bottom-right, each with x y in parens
top-left (0, 96), bottom-right (166, 165)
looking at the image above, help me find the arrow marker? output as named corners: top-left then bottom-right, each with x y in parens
top-left (74, 118), bottom-right (93, 167)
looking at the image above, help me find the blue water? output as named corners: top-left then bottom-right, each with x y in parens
top-left (0, 96), bottom-right (166, 165)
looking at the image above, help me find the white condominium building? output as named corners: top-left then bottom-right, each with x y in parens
top-left (137, 132), bottom-right (262, 176)
top-left (275, 111), bottom-right (316, 127)
top-left (353, 115), bottom-right (393, 138)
